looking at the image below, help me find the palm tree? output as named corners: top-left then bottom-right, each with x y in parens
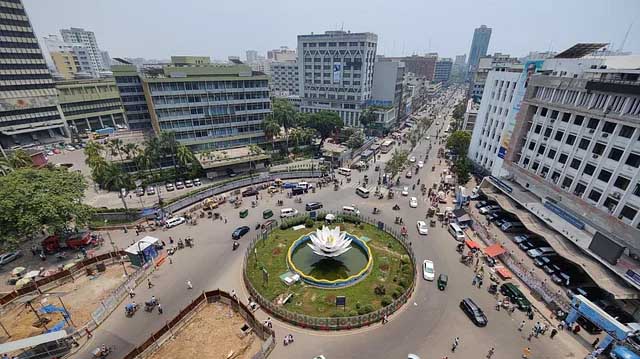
top-left (270, 99), bottom-right (297, 153)
top-left (101, 163), bottom-right (131, 191)
top-left (123, 143), bottom-right (139, 160)
top-left (0, 156), bottom-right (12, 176)
top-left (263, 119), bottom-right (281, 151)
top-left (135, 151), bottom-right (153, 180)
top-left (84, 141), bottom-right (103, 163)
top-left (6, 149), bottom-right (32, 169)
top-left (175, 144), bottom-right (195, 170)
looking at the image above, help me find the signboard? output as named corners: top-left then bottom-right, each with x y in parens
top-left (336, 296), bottom-right (346, 307)
top-left (333, 62), bottom-right (342, 83)
top-left (543, 201), bottom-right (585, 230)
top-left (497, 60), bottom-right (544, 159)
top-left (310, 211), bottom-right (317, 219)
top-left (0, 95), bottom-right (57, 112)
top-left (625, 270), bottom-right (640, 287)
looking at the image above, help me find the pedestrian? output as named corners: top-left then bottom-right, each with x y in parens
top-left (162, 240), bottom-right (166, 247)
top-left (472, 275), bottom-right (477, 286)
top-left (169, 236), bottom-right (174, 244)
top-left (478, 278), bottom-right (483, 288)
top-left (231, 289), bottom-right (237, 301)
top-left (85, 328), bottom-right (93, 339)
top-left (147, 279), bottom-right (153, 289)
top-left (487, 347), bottom-right (495, 358)
top-left (224, 217), bottom-right (228, 224)
top-left (135, 229), bottom-right (139, 236)
top-left (550, 328), bottom-right (558, 339)
top-left (128, 288), bottom-right (135, 298)
top-left (517, 320), bottom-right (526, 331)
top-left (572, 324), bottom-right (581, 335)
top-left (592, 337), bottom-right (600, 347)
top-left (522, 347), bottom-right (531, 358)
top-left (168, 257), bottom-right (173, 264)
top-left (451, 337), bottom-right (459, 352)
top-left (157, 303), bottom-right (163, 314)
top-left (186, 280), bottom-right (193, 289)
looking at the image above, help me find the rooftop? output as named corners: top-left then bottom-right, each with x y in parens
top-left (196, 146), bottom-right (269, 169)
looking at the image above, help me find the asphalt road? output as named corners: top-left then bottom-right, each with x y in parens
top-left (71, 90), bottom-right (588, 359)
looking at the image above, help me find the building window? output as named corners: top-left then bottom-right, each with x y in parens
top-left (573, 115), bottom-right (584, 126)
top-left (534, 125), bottom-right (542, 134)
top-left (592, 143), bottom-right (605, 156)
top-left (588, 189), bottom-right (602, 202)
top-left (531, 162), bottom-right (540, 171)
top-left (598, 169), bottom-right (612, 183)
top-left (551, 110), bottom-right (559, 119)
top-left (625, 153), bottom-right (640, 168)
top-left (544, 128), bottom-right (552, 137)
top-left (603, 197), bottom-right (619, 213)
top-left (561, 112), bottom-right (571, 122)
top-left (619, 205), bottom-right (638, 222)
top-left (587, 118), bottom-right (599, 129)
top-left (570, 158), bottom-right (581, 169)
top-left (574, 183), bottom-right (587, 197)
top-left (584, 163), bottom-right (596, 176)
top-left (558, 153), bottom-right (568, 164)
top-left (540, 166), bottom-right (550, 178)
top-left (561, 176), bottom-right (573, 189)
top-left (547, 149), bottom-right (557, 159)
top-left (608, 147), bottom-right (624, 161)
top-left (540, 107), bottom-right (548, 117)
top-left (634, 183), bottom-right (640, 197)
top-left (528, 141), bottom-right (536, 150)
top-left (537, 145), bottom-right (546, 155)
top-left (578, 138), bottom-right (590, 150)
top-left (566, 134), bottom-right (576, 145)
top-left (614, 176), bottom-right (630, 191)
top-left (523, 157), bottom-right (530, 166)
top-left (602, 121), bottom-right (616, 134)
top-left (554, 131), bottom-right (564, 141)
top-left (619, 125), bottom-right (635, 138)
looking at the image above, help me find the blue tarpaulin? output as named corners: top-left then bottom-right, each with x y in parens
top-left (45, 320), bottom-right (66, 333)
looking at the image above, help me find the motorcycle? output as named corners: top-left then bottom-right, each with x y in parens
top-left (392, 204), bottom-right (400, 211)
top-left (372, 207), bottom-right (380, 215)
top-left (232, 241), bottom-right (240, 251)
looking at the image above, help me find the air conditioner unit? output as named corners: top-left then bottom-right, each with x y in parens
top-left (550, 119), bottom-right (555, 123)
top-left (602, 133), bottom-right (609, 138)
top-left (543, 137), bottom-right (548, 141)
top-left (589, 129), bottom-right (595, 134)
top-left (612, 192), bottom-right (622, 199)
top-left (592, 154), bottom-right (599, 159)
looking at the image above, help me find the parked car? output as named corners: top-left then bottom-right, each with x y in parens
top-left (416, 221), bottom-right (429, 235)
top-left (500, 283), bottom-right (531, 311)
top-left (166, 183), bottom-right (175, 191)
top-left (193, 178), bottom-right (202, 186)
top-left (533, 255), bottom-right (555, 267)
top-left (65, 145), bottom-right (76, 151)
top-left (566, 286), bottom-right (608, 301)
top-left (0, 250), bottom-right (22, 266)
top-left (479, 205), bottom-right (501, 214)
top-left (526, 247), bottom-right (556, 258)
top-left (175, 181), bottom-right (185, 190)
top-left (417, 160), bottom-right (424, 168)
top-left (232, 226), bottom-right (250, 240)
top-left (165, 216), bottom-right (185, 228)
top-left (146, 186), bottom-right (156, 195)
top-left (305, 202), bottom-right (323, 211)
top-left (551, 269), bottom-right (584, 287)
top-left (422, 260), bottom-right (435, 281)
top-left (242, 188), bottom-right (259, 197)
top-left (135, 187), bottom-right (145, 196)
top-left (475, 200), bottom-right (495, 209)
top-left (409, 156), bottom-right (416, 163)
top-left (226, 168), bottom-right (237, 177)
top-left (577, 316), bottom-right (603, 334)
top-left (184, 180), bottom-right (193, 188)
top-left (459, 298), bottom-right (488, 327)
top-left (513, 233), bottom-right (536, 243)
top-left (518, 238), bottom-right (548, 251)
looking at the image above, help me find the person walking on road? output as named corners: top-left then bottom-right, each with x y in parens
top-left (157, 303), bottom-right (163, 314)
top-left (147, 279), bottom-right (153, 289)
top-left (451, 337), bottom-right (460, 352)
top-left (186, 280), bottom-right (193, 289)
top-left (518, 320), bottom-right (526, 331)
top-left (550, 328), bottom-right (558, 339)
top-left (522, 347), bottom-right (531, 358)
top-left (487, 347), bottom-right (495, 358)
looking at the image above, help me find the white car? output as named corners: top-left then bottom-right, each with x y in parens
top-left (405, 171), bottom-right (413, 179)
top-left (417, 160), bottom-right (424, 168)
top-left (401, 186), bottom-right (409, 196)
top-left (423, 260), bottom-right (435, 281)
top-left (416, 221), bottom-right (429, 235)
top-left (409, 156), bottom-right (416, 163)
top-left (165, 216), bottom-right (186, 228)
top-left (409, 197), bottom-right (418, 208)
top-left (65, 145), bottom-right (76, 151)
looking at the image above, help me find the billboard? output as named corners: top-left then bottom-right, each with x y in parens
top-left (497, 60), bottom-right (544, 159)
top-left (333, 62), bottom-right (342, 83)
top-left (588, 232), bottom-right (625, 265)
top-left (0, 95), bottom-right (58, 112)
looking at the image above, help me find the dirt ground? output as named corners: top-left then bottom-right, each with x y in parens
top-left (148, 303), bottom-right (262, 359)
top-left (0, 263), bottom-right (130, 343)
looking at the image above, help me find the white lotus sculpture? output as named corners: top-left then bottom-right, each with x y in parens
top-left (307, 226), bottom-right (352, 258)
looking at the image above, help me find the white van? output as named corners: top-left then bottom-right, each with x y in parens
top-left (297, 181), bottom-right (313, 190)
top-left (280, 208), bottom-right (299, 218)
top-left (338, 167), bottom-right (352, 176)
top-left (165, 216), bottom-right (186, 228)
top-left (356, 187), bottom-right (370, 198)
top-left (448, 223), bottom-right (465, 241)
top-left (342, 206), bottom-right (361, 216)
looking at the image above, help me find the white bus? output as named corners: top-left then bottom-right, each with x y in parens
top-left (338, 167), bottom-right (352, 176)
top-left (380, 140), bottom-right (395, 154)
top-left (356, 187), bottom-right (370, 198)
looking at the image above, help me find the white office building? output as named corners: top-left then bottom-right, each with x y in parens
top-left (270, 61), bottom-right (299, 97)
top-left (60, 27), bottom-right (106, 72)
top-left (297, 30), bottom-right (377, 127)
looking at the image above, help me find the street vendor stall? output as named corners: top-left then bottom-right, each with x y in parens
top-left (464, 239), bottom-right (481, 251)
top-left (125, 236), bottom-right (160, 267)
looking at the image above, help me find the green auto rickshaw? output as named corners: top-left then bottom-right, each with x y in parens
top-left (262, 209), bottom-right (273, 219)
top-left (239, 209), bottom-right (249, 218)
top-left (437, 274), bottom-right (448, 291)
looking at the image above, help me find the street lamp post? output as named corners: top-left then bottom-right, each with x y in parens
top-left (104, 227), bottom-right (128, 276)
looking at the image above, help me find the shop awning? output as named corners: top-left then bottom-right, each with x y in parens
top-left (495, 267), bottom-right (512, 279)
top-left (484, 244), bottom-right (506, 258)
top-left (465, 239), bottom-right (480, 250)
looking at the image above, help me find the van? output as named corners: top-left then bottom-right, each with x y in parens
top-left (291, 187), bottom-right (305, 196)
top-left (342, 206), bottom-right (360, 216)
top-left (165, 216), bottom-right (185, 228)
top-left (297, 181), bottom-right (313, 190)
top-left (526, 246), bottom-right (556, 258)
top-left (280, 208), bottom-right (298, 218)
top-left (501, 222), bottom-right (525, 233)
top-left (448, 223), bottom-right (465, 241)
top-left (500, 283), bottom-right (531, 311)
top-left (338, 167), bottom-right (351, 176)
top-left (356, 187), bottom-right (370, 198)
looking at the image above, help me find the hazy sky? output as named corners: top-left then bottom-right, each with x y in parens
top-left (25, 0), bottom-right (640, 61)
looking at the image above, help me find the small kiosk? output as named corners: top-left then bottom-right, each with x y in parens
top-left (125, 236), bottom-right (160, 267)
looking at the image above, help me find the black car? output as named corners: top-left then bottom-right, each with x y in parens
top-left (305, 202), bottom-right (323, 211)
top-left (475, 200), bottom-right (495, 209)
top-left (486, 212), bottom-right (503, 222)
top-left (566, 286), bottom-right (607, 301)
top-left (459, 298), bottom-right (487, 327)
top-left (242, 188), bottom-right (259, 197)
top-left (291, 187), bottom-right (306, 196)
top-left (518, 238), bottom-right (548, 251)
top-left (551, 269), bottom-right (583, 287)
top-left (232, 226), bottom-right (250, 240)
top-left (533, 255), bottom-right (554, 267)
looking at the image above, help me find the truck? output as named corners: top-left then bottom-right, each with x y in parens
top-left (42, 231), bottom-right (95, 254)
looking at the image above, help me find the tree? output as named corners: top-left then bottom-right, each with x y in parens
top-left (346, 130), bottom-right (365, 149)
top-left (306, 111), bottom-right (343, 150)
top-left (385, 149), bottom-right (408, 179)
top-left (263, 119), bottom-right (281, 151)
top-left (453, 157), bottom-right (472, 185)
top-left (446, 130), bottom-right (472, 158)
top-left (175, 144), bottom-right (195, 170)
top-left (123, 143), bottom-right (139, 159)
top-left (0, 168), bottom-right (93, 246)
top-left (8, 149), bottom-right (32, 169)
top-left (358, 108), bottom-right (377, 135)
top-left (270, 98), bottom-right (298, 153)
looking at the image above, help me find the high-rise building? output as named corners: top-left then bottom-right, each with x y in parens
top-left (60, 27), bottom-right (106, 72)
top-left (101, 51), bottom-right (111, 69)
top-left (111, 59), bottom-right (153, 130)
top-left (469, 53), bottom-right (520, 102)
top-left (0, 0), bottom-right (67, 148)
top-left (297, 30), bottom-right (377, 127)
top-left (270, 61), bottom-right (299, 97)
top-left (383, 54), bottom-right (437, 81)
top-left (434, 58), bottom-right (453, 83)
top-left (454, 54), bottom-right (466, 68)
top-left (267, 47), bottom-right (296, 62)
top-left (43, 35), bottom-right (93, 79)
top-left (370, 60), bottom-right (405, 130)
top-left (467, 25), bottom-right (492, 76)
top-left (141, 56), bottom-right (270, 152)
top-left (245, 50), bottom-right (258, 64)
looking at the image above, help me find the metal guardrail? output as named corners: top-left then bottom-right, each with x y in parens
top-left (243, 211), bottom-right (417, 330)
top-left (123, 290), bottom-right (276, 359)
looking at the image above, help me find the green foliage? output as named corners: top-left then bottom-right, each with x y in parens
top-left (453, 157), bottom-right (472, 185)
top-left (385, 149), bottom-right (409, 179)
top-left (358, 108), bottom-right (377, 134)
top-left (0, 168), bottom-right (92, 246)
top-left (446, 130), bottom-right (472, 158)
top-left (305, 218), bottom-right (315, 228)
top-left (345, 130), bottom-right (365, 149)
top-left (279, 215), bottom-right (310, 229)
top-left (381, 296), bottom-right (392, 307)
top-left (374, 284), bottom-right (386, 296)
top-left (306, 111), bottom-right (343, 148)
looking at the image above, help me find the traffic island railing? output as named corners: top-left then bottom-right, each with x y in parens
top-left (243, 211), bottom-right (417, 331)
top-left (122, 289), bottom-right (276, 359)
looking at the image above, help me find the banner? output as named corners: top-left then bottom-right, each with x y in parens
top-left (333, 62), bottom-right (342, 83)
